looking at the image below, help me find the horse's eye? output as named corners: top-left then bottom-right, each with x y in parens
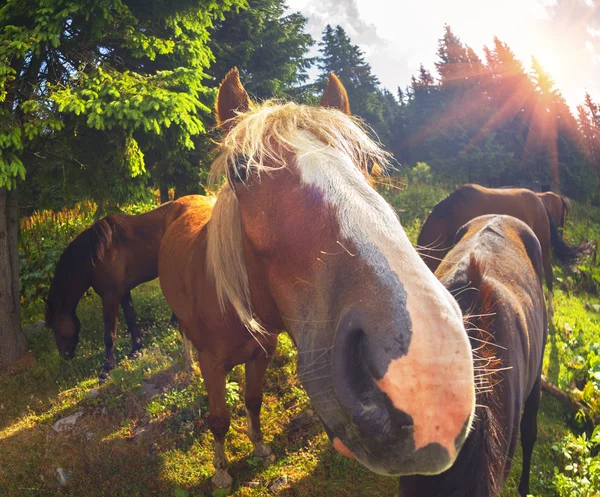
top-left (230, 155), bottom-right (249, 183)
top-left (367, 159), bottom-right (374, 175)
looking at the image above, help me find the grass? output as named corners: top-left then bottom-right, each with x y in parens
top-left (1, 183), bottom-right (599, 496)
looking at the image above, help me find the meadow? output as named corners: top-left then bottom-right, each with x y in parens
top-left (1, 182), bottom-right (599, 497)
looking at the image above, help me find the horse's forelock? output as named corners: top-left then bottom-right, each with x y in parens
top-left (209, 101), bottom-right (391, 187)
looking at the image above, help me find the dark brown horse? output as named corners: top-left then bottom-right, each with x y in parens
top-left (417, 184), bottom-right (584, 314)
top-left (159, 69), bottom-right (476, 488)
top-left (45, 195), bottom-right (204, 379)
top-left (537, 191), bottom-right (571, 228)
top-left (400, 214), bottom-right (548, 497)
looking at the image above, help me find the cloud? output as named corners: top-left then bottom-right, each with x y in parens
top-left (288, 0), bottom-right (386, 52)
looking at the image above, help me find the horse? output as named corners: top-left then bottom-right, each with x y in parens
top-left (158, 68), bottom-right (476, 488)
top-left (537, 191), bottom-right (571, 229)
top-left (45, 195), bottom-right (204, 380)
top-left (400, 214), bottom-right (548, 497)
top-left (417, 184), bottom-right (584, 315)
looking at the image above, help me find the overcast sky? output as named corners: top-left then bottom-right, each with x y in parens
top-left (286, 0), bottom-right (600, 110)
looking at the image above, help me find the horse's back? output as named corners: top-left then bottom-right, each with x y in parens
top-left (418, 184), bottom-right (550, 272)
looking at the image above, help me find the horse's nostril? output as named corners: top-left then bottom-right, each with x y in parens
top-left (333, 312), bottom-right (413, 440)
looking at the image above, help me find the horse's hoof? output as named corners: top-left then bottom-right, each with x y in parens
top-left (252, 441), bottom-right (272, 459)
top-left (211, 469), bottom-right (233, 489)
top-left (98, 371), bottom-right (110, 383)
top-left (128, 350), bottom-right (141, 360)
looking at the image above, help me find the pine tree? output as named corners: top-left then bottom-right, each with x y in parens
top-left (209, 0), bottom-right (314, 100)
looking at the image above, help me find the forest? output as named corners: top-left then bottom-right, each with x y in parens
top-left (0, 0), bottom-right (599, 496)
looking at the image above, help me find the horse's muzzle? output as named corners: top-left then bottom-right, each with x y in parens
top-left (326, 310), bottom-right (471, 476)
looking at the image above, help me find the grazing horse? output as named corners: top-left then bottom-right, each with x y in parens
top-left (537, 191), bottom-right (571, 228)
top-left (158, 69), bottom-right (476, 488)
top-left (400, 215), bottom-right (548, 497)
top-left (417, 184), bottom-right (584, 314)
top-left (45, 195), bottom-right (204, 379)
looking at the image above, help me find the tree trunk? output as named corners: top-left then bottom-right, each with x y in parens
top-left (159, 184), bottom-right (170, 204)
top-left (0, 187), bottom-right (28, 370)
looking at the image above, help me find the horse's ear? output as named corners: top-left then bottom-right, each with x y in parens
top-left (321, 73), bottom-right (350, 115)
top-left (215, 67), bottom-right (252, 129)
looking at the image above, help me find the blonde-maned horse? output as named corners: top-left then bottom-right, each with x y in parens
top-left (158, 69), bottom-right (476, 488)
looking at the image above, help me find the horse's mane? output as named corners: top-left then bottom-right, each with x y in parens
top-left (463, 255), bottom-right (505, 497)
top-left (45, 217), bottom-right (116, 326)
top-left (206, 100), bottom-right (391, 333)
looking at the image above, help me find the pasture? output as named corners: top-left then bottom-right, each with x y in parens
top-left (1, 182), bottom-right (599, 497)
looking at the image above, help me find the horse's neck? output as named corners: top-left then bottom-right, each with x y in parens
top-left (51, 267), bottom-right (92, 315)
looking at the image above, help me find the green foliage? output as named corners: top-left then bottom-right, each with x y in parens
top-left (1, 0), bottom-right (244, 204)
top-left (408, 161), bottom-right (433, 184)
top-left (552, 425), bottom-right (600, 497)
top-left (209, 0), bottom-right (314, 100)
top-left (225, 380), bottom-right (240, 408)
top-left (377, 179), bottom-right (450, 236)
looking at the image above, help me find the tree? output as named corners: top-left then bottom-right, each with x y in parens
top-left (209, 0), bottom-right (314, 100)
top-left (0, 0), bottom-right (243, 368)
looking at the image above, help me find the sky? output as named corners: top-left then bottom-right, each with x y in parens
top-left (285, 0), bottom-right (600, 111)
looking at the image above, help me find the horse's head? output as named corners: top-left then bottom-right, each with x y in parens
top-left (45, 297), bottom-right (80, 360)
top-left (208, 68), bottom-right (475, 476)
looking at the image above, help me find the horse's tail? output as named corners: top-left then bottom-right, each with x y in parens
top-left (546, 207), bottom-right (584, 267)
top-left (558, 196), bottom-right (568, 227)
top-left (88, 217), bottom-right (115, 265)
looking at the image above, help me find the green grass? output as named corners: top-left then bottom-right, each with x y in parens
top-left (2, 184), bottom-right (599, 496)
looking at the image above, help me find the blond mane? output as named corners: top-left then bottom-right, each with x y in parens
top-left (206, 100), bottom-right (392, 333)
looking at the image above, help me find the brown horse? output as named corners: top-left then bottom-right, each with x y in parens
top-left (158, 69), bottom-right (476, 488)
top-left (417, 184), bottom-right (584, 314)
top-left (537, 191), bottom-right (571, 228)
top-left (45, 195), bottom-right (204, 380)
top-left (400, 214), bottom-right (548, 497)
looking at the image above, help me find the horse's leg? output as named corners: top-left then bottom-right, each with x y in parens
top-left (100, 293), bottom-right (122, 381)
top-left (518, 377), bottom-right (542, 497)
top-left (542, 250), bottom-right (554, 319)
top-left (178, 324), bottom-right (194, 373)
top-left (121, 291), bottom-right (142, 358)
top-left (245, 347), bottom-right (275, 459)
top-left (198, 350), bottom-right (233, 489)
